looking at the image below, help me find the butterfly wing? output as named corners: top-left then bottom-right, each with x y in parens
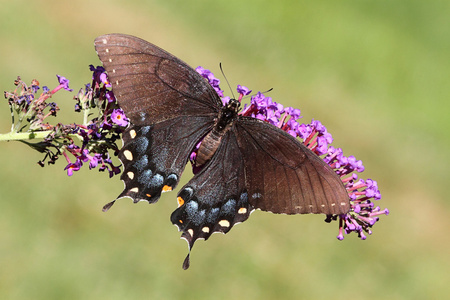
top-left (170, 117), bottom-right (349, 268)
top-left (94, 34), bottom-right (221, 125)
top-left (171, 130), bottom-right (253, 269)
top-left (115, 116), bottom-right (214, 206)
top-left (235, 116), bottom-right (350, 215)
top-left (94, 34), bottom-right (222, 207)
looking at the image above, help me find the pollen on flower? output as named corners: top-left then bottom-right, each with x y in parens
top-left (111, 109), bottom-right (129, 127)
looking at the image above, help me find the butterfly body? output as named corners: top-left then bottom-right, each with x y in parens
top-left (196, 98), bottom-right (240, 166)
top-left (94, 34), bottom-right (350, 269)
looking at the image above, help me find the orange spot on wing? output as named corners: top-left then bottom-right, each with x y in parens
top-left (146, 194), bottom-right (151, 198)
top-left (177, 197), bottom-right (184, 207)
top-left (162, 185), bottom-right (172, 192)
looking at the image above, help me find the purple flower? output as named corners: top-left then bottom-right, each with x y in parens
top-left (99, 73), bottom-right (111, 87)
top-left (237, 85), bottom-right (252, 96)
top-left (196, 66), bottom-right (224, 98)
top-left (311, 119), bottom-right (326, 134)
top-left (79, 149), bottom-right (91, 163)
top-left (89, 154), bottom-right (102, 169)
top-left (347, 156), bottom-right (365, 173)
top-left (221, 96), bottom-right (230, 106)
top-left (105, 91), bottom-right (116, 103)
top-left (64, 159), bottom-right (82, 176)
top-left (297, 123), bottom-right (312, 140)
top-left (56, 75), bottom-right (73, 92)
top-left (31, 84), bottom-right (40, 94)
top-left (267, 100), bottom-right (284, 115)
top-left (266, 108), bottom-right (281, 126)
top-left (285, 119), bottom-right (300, 137)
top-left (90, 65), bottom-right (111, 87)
top-left (47, 102), bottom-right (58, 116)
top-left (111, 109), bottom-right (129, 127)
top-left (285, 107), bottom-right (301, 120)
top-left (315, 136), bottom-right (329, 155)
top-left (195, 66), bottom-right (208, 77)
top-left (98, 154), bottom-right (121, 178)
top-left (251, 92), bottom-right (268, 108)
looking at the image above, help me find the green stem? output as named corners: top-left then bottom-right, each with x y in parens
top-left (83, 106), bottom-right (90, 126)
top-left (0, 130), bottom-right (52, 141)
top-left (0, 130), bottom-right (83, 142)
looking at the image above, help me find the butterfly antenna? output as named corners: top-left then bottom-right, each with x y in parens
top-left (260, 87), bottom-right (274, 94)
top-left (243, 87), bottom-right (274, 101)
top-left (219, 63), bottom-right (236, 99)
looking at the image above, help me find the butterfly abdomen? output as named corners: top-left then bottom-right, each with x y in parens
top-left (195, 130), bottom-right (223, 167)
top-left (195, 99), bottom-right (240, 167)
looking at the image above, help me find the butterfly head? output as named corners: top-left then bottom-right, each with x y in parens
top-left (216, 98), bottom-right (240, 131)
top-left (226, 98), bottom-right (241, 113)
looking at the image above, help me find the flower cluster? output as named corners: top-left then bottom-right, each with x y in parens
top-left (196, 66), bottom-right (388, 240)
top-left (2, 66), bottom-right (128, 177)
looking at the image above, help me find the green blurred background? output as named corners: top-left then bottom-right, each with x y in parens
top-left (0, 0), bottom-right (449, 299)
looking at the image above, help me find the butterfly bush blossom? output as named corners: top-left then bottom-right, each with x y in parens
top-left (195, 66), bottom-right (389, 241)
top-left (1, 65), bottom-right (128, 177)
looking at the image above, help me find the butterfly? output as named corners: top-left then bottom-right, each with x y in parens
top-left (94, 34), bottom-right (350, 269)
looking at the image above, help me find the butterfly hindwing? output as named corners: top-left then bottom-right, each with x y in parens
top-left (94, 34), bottom-right (221, 126)
top-left (235, 117), bottom-right (350, 215)
top-left (113, 116), bottom-right (214, 207)
top-left (170, 130), bottom-right (254, 269)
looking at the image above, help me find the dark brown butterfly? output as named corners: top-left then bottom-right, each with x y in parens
top-left (94, 34), bottom-right (349, 269)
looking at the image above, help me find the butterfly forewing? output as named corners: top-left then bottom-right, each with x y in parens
top-left (95, 34), bottom-right (220, 209)
top-left (94, 34), bottom-right (221, 125)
